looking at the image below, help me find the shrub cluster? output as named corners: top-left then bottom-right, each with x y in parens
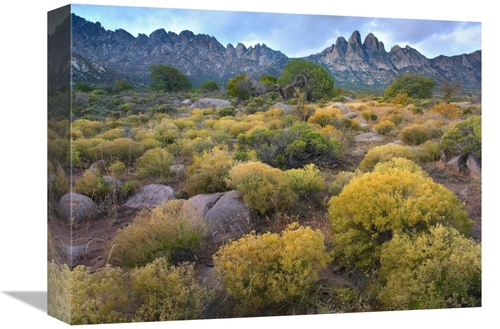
top-left (213, 223), bottom-right (331, 313)
top-left (399, 124), bottom-right (432, 145)
top-left (134, 147), bottom-right (174, 182)
top-left (284, 163), bottom-right (326, 198)
top-left (328, 168), bottom-right (473, 272)
top-left (378, 225), bottom-right (481, 310)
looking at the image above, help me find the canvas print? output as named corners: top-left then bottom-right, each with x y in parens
top-left (47, 3), bottom-right (482, 325)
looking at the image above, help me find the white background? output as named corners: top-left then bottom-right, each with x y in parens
top-left (1, 1), bottom-right (496, 328)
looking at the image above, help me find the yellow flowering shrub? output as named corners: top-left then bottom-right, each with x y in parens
top-left (213, 223), bottom-right (331, 313)
top-left (228, 161), bottom-right (297, 214)
top-left (284, 163), bottom-right (326, 198)
top-left (378, 225), bottom-right (481, 310)
top-left (185, 146), bottom-right (235, 196)
top-left (134, 147), bottom-right (174, 183)
top-left (358, 143), bottom-right (418, 172)
top-left (130, 257), bottom-right (209, 322)
top-left (328, 169), bottom-right (473, 272)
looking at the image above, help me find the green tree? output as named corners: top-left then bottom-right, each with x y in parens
top-left (259, 74), bottom-right (278, 87)
top-left (199, 80), bottom-right (219, 92)
top-left (149, 64), bottom-right (192, 92)
top-left (440, 115), bottom-right (481, 159)
top-left (277, 59), bottom-right (335, 101)
top-left (227, 73), bottom-right (255, 100)
top-left (384, 73), bottom-right (436, 99)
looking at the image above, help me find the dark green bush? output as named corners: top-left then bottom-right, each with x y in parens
top-left (399, 124), bottom-right (432, 145)
top-left (440, 115), bottom-right (481, 159)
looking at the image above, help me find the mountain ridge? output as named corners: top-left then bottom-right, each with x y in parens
top-left (60, 14), bottom-right (481, 93)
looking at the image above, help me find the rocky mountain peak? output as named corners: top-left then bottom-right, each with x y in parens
top-left (63, 14), bottom-right (481, 92)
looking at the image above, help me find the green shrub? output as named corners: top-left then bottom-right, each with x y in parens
top-left (399, 124), bottom-right (432, 145)
top-left (328, 169), bottom-right (473, 273)
top-left (130, 257), bottom-right (209, 321)
top-left (105, 200), bottom-right (208, 268)
top-left (134, 147), bottom-right (174, 183)
top-left (373, 120), bottom-right (395, 135)
top-left (284, 163), bottom-right (326, 198)
top-left (237, 122), bottom-right (340, 169)
top-left (185, 146), bottom-right (235, 197)
top-left (213, 223), bottom-right (331, 314)
top-left (228, 161), bottom-right (297, 214)
top-left (358, 143), bottom-right (418, 172)
top-left (96, 127), bottom-right (125, 141)
top-left (216, 106), bottom-right (236, 117)
top-left (382, 110), bottom-right (404, 126)
top-left (74, 169), bottom-right (110, 202)
top-left (378, 225), bottom-right (481, 310)
top-left (440, 115), bottom-right (481, 160)
top-left (361, 110), bottom-right (377, 121)
top-left (47, 262), bottom-right (71, 323)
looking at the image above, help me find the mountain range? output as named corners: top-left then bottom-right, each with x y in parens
top-left (50, 14), bottom-right (481, 93)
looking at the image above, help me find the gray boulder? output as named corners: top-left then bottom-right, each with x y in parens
top-left (124, 184), bottom-right (175, 209)
top-left (181, 190), bottom-right (257, 244)
top-left (355, 132), bottom-right (383, 143)
top-left (328, 102), bottom-right (349, 113)
top-left (272, 102), bottom-right (293, 113)
top-left (58, 192), bottom-right (98, 224)
top-left (445, 155), bottom-right (465, 175)
top-left (344, 112), bottom-right (359, 119)
top-left (189, 98), bottom-right (231, 110)
top-left (466, 154), bottom-right (481, 180)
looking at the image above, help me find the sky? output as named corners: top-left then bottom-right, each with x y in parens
top-left (71, 3), bottom-right (482, 59)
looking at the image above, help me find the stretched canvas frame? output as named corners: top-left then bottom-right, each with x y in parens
top-left (47, 3), bottom-right (482, 326)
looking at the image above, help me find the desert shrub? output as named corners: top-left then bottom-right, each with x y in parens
top-left (372, 157), bottom-right (426, 177)
top-left (378, 225), bottom-right (481, 310)
top-left (429, 103), bottom-right (460, 119)
top-left (71, 137), bottom-right (106, 165)
top-left (94, 138), bottom-right (145, 163)
top-left (237, 122), bottom-right (340, 169)
top-left (399, 124), bottom-right (432, 145)
top-left (327, 170), bottom-right (360, 196)
top-left (172, 137), bottom-right (217, 165)
top-left (216, 106), bottom-right (235, 117)
top-left (105, 200), bottom-right (208, 268)
top-left (213, 223), bottom-right (331, 314)
top-left (185, 146), bottom-right (235, 196)
top-left (415, 140), bottom-right (441, 162)
top-left (173, 117), bottom-right (197, 131)
top-left (154, 120), bottom-right (180, 144)
top-left (72, 119), bottom-right (104, 138)
top-left (228, 161), bottom-right (297, 214)
top-left (108, 161), bottom-right (126, 177)
top-left (284, 163), bottom-right (326, 198)
top-left (361, 110), bottom-right (377, 121)
top-left (71, 265), bottom-right (130, 324)
top-left (140, 137), bottom-right (162, 150)
top-left (373, 120), bottom-right (395, 135)
top-left (74, 169), bottom-right (110, 201)
top-left (406, 104), bottom-right (424, 115)
top-left (440, 115), bottom-right (481, 159)
top-left (382, 110), bottom-right (404, 126)
top-left (358, 143), bottom-right (418, 172)
top-left (130, 257), bottom-right (209, 322)
top-left (47, 262), bottom-right (71, 323)
top-left (96, 127), bottom-right (125, 140)
top-left (199, 79), bottom-right (219, 92)
top-left (48, 165), bottom-right (70, 199)
top-left (390, 93), bottom-right (410, 105)
top-left (134, 147), bottom-right (174, 183)
top-left (328, 169), bottom-right (473, 273)
top-left (307, 107), bottom-right (342, 128)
